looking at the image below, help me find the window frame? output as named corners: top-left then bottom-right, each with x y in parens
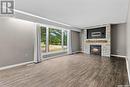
top-left (40, 24), bottom-right (68, 55)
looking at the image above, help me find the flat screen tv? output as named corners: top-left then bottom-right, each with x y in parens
top-left (87, 27), bottom-right (106, 39)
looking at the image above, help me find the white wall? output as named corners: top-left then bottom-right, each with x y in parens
top-left (126, 1), bottom-right (130, 83)
top-left (0, 17), bottom-right (35, 67)
top-left (111, 23), bottom-right (126, 56)
top-left (71, 31), bottom-right (81, 53)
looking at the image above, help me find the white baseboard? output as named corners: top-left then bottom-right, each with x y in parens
top-left (111, 54), bottom-right (126, 58)
top-left (72, 51), bottom-right (81, 54)
top-left (0, 61), bottom-right (34, 71)
top-left (80, 51), bottom-right (85, 53)
top-left (125, 57), bottom-right (130, 84)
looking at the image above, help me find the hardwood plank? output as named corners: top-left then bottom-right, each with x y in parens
top-left (0, 53), bottom-right (128, 87)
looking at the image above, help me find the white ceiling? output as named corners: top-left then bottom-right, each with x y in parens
top-left (15, 0), bottom-right (129, 28)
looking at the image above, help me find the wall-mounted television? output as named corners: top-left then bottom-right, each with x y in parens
top-left (87, 27), bottom-right (106, 39)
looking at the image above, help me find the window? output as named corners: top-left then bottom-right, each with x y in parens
top-left (41, 26), bottom-right (46, 52)
top-left (63, 30), bottom-right (67, 49)
top-left (49, 28), bottom-right (62, 52)
top-left (40, 25), bottom-right (68, 54)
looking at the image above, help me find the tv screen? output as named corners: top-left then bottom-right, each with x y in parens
top-left (87, 27), bottom-right (106, 39)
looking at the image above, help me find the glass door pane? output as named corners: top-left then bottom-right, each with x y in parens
top-left (63, 31), bottom-right (67, 49)
top-left (41, 26), bottom-right (46, 52)
top-left (49, 28), bottom-right (62, 52)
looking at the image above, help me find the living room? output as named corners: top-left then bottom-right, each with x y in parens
top-left (0, 0), bottom-right (130, 87)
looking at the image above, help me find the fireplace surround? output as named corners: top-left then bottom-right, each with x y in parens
top-left (81, 24), bottom-right (111, 57)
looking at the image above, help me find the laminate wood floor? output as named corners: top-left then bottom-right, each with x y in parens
top-left (0, 53), bottom-right (128, 87)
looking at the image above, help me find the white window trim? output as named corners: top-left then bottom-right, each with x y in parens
top-left (38, 23), bottom-right (68, 31)
top-left (35, 23), bottom-right (72, 60)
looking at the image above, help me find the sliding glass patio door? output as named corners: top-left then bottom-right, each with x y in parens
top-left (63, 30), bottom-right (67, 49)
top-left (40, 25), bottom-right (68, 58)
top-left (41, 26), bottom-right (46, 52)
top-left (49, 28), bottom-right (62, 52)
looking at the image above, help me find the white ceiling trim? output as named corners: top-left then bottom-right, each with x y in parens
top-left (14, 9), bottom-right (82, 29)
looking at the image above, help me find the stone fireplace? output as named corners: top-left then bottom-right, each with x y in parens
top-left (81, 24), bottom-right (111, 57)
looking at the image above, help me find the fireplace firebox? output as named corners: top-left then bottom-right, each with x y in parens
top-left (90, 45), bottom-right (101, 56)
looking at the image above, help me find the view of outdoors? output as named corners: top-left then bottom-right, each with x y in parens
top-left (41, 27), bottom-right (46, 52)
top-left (41, 26), bottom-right (67, 53)
top-left (63, 31), bottom-right (67, 49)
top-left (49, 28), bottom-right (62, 52)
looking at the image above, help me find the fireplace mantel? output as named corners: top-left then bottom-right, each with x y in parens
top-left (86, 39), bottom-right (108, 43)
